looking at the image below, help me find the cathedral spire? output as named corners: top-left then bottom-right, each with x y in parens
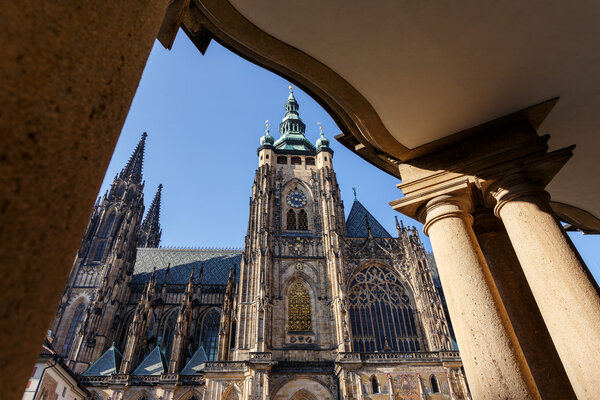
top-left (139, 184), bottom-right (162, 248)
top-left (120, 132), bottom-right (147, 184)
top-left (271, 85), bottom-right (316, 154)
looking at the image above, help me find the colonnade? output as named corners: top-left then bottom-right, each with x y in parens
top-left (392, 132), bottom-right (600, 399)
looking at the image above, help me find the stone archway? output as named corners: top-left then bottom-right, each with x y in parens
top-left (271, 377), bottom-right (332, 400)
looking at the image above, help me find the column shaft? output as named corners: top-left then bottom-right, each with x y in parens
top-left (473, 209), bottom-right (576, 399)
top-left (494, 181), bottom-right (600, 399)
top-left (1, 1), bottom-right (170, 398)
top-left (423, 196), bottom-right (539, 400)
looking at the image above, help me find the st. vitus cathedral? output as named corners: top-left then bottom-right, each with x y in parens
top-left (49, 88), bottom-right (470, 400)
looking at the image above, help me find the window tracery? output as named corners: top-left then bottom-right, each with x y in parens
top-left (158, 310), bottom-right (177, 361)
top-left (288, 281), bottom-right (312, 331)
top-left (297, 209), bottom-right (308, 230)
top-left (287, 209), bottom-right (297, 230)
top-left (200, 308), bottom-right (220, 361)
top-left (347, 264), bottom-right (421, 352)
top-left (61, 303), bottom-right (85, 357)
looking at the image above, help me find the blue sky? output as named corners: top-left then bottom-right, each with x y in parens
top-left (98, 33), bottom-right (600, 283)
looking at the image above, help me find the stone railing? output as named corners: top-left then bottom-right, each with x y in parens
top-left (204, 361), bottom-right (247, 372)
top-left (336, 350), bottom-right (461, 364)
top-left (81, 373), bottom-right (206, 386)
top-left (249, 352), bottom-right (272, 362)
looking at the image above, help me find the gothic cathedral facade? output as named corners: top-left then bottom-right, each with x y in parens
top-left (49, 89), bottom-right (470, 400)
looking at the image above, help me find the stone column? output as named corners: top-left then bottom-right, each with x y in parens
top-left (492, 177), bottom-right (600, 399)
top-left (421, 195), bottom-right (539, 400)
top-left (472, 209), bottom-right (576, 399)
top-left (1, 1), bottom-right (171, 398)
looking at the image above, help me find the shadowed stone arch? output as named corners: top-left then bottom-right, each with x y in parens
top-left (291, 389), bottom-right (318, 400)
top-left (271, 377), bottom-right (333, 400)
top-left (175, 388), bottom-right (204, 400)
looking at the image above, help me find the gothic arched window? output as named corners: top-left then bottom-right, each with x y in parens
top-left (158, 310), bottom-right (178, 361)
top-left (287, 209), bottom-right (297, 230)
top-left (200, 308), bottom-right (221, 361)
top-left (92, 240), bottom-right (106, 262)
top-left (297, 209), bottom-right (308, 230)
top-left (348, 264), bottom-right (421, 352)
top-left (288, 282), bottom-right (312, 332)
top-left (371, 376), bottom-right (380, 394)
top-left (101, 212), bottom-right (116, 238)
top-left (61, 303), bottom-right (85, 357)
top-left (430, 375), bottom-right (440, 393)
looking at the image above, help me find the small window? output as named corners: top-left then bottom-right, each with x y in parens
top-left (260, 155), bottom-right (263, 160)
top-left (291, 156), bottom-right (301, 165)
top-left (62, 387), bottom-right (67, 397)
top-left (324, 156), bottom-right (328, 161)
top-left (430, 375), bottom-right (440, 393)
top-left (277, 156), bottom-right (287, 164)
top-left (306, 157), bottom-right (315, 165)
top-left (287, 209), bottom-right (297, 230)
top-left (298, 209), bottom-right (308, 230)
top-left (371, 376), bottom-right (379, 394)
top-left (266, 154), bottom-right (269, 159)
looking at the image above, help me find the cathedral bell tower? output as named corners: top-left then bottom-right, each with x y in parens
top-left (50, 133), bottom-right (163, 373)
top-left (217, 86), bottom-right (347, 399)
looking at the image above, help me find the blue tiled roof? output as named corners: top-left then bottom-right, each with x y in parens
top-left (133, 347), bottom-right (167, 376)
top-left (132, 248), bottom-right (241, 285)
top-left (181, 346), bottom-right (208, 375)
top-left (82, 345), bottom-right (122, 376)
top-left (346, 200), bottom-right (392, 238)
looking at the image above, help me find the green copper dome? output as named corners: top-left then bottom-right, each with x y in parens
top-left (260, 123), bottom-right (274, 146)
top-left (315, 126), bottom-right (330, 150)
top-left (272, 86), bottom-right (317, 155)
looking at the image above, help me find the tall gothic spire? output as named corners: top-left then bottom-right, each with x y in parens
top-left (120, 132), bottom-right (147, 184)
top-left (139, 184), bottom-right (162, 248)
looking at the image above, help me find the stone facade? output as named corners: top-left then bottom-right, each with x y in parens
top-left (48, 90), bottom-right (470, 399)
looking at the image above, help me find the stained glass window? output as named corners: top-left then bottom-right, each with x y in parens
top-left (101, 212), bottom-right (115, 238)
top-left (287, 209), bottom-right (297, 230)
top-left (158, 310), bottom-right (177, 361)
top-left (201, 308), bottom-right (221, 361)
top-left (288, 282), bottom-right (312, 331)
top-left (92, 240), bottom-right (106, 262)
top-left (61, 303), bottom-right (85, 357)
top-left (297, 209), bottom-right (308, 230)
top-left (348, 265), bottom-right (421, 352)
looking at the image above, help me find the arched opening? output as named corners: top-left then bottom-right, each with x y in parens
top-left (288, 281), bottom-right (312, 332)
top-left (200, 308), bottom-right (221, 361)
top-left (430, 374), bottom-right (440, 393)
top-left (158, 310), bottom-right (178, 361)
top-left (101, 212), bottom-right (116, 238)
top-left (61, 303), bottom-right (85, 357)
top-left (297, 209), bottom-right (308, 230)
top-left (347, 264), bottom-right (421, 352)
top-left (287, 209), bottom-right (297, 230)
top-left (371, 375), bottom-right (379, 394)
top-left (92, 240), bottom-right (107, 262)
top-left (229, 320), bottom-right (237, 349)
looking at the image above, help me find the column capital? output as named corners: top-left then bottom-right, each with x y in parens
top-left (420, 194), bottom-right (473, 236)
top-left (489, 174), bottom-right (550, 218)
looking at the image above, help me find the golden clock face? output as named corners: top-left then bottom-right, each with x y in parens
top-left (286, 190), bottom-right (307, 208)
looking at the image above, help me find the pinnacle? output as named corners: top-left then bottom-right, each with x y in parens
top-left (120, 132), bottom-right (147, 184)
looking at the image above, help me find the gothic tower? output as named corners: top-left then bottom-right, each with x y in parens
top-left (49, 133), bottom-right (163, 373)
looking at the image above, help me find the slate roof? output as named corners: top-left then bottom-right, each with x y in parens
top-left (181, 346), bottom-right (208, 375)
top-left (132, 248), bottom-right (242, 285)
top-left (345, 200), bottom-right (392, 238)
top-left (82, 345), bottom-right (122, 376)
top-left (133, 347), bottom-right (167, 376)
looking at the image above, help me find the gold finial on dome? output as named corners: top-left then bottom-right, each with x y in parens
top-left (289, 84), bottom-right (293, 91)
